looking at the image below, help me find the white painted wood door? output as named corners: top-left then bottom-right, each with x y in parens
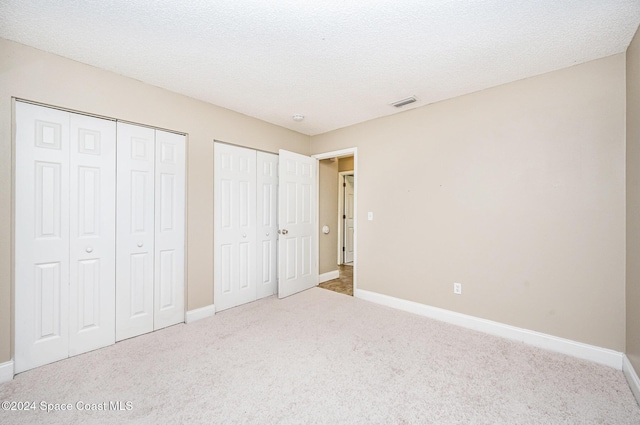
top-left (15, 102), bottom-right (116, 372)
top-left (278, 150), bottom-right (318, 298)
top-left (154, 130), bottom-right (186, 330)
top-left (344, 175), bottom-right (355, 264)
top-left (68, 112), bottom-right (116, 356)
top-left (116, 122), bottom-right (156, 341)
top-left (15, 102), bottom-right (71, 372)
top-left (214, 143), bottom-right (257, 311)
top-left (256, 152), bottom-right (278, 299)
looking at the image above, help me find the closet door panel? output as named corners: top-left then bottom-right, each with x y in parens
top-left (214, 143), bottom-right (257, 311)
top-left (256, 152), bottom-right (278, 299)
top-left (116, 122), bottom-right (155, 341)
top-left (15, 102), bottom-right (70, 373)
top-left (153, 130), bottom-right (185, 330)
top-left (69, 113), bottom-right (116, 355)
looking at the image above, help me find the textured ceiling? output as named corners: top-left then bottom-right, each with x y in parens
top-left (1, 1), bottom-right (639, 136)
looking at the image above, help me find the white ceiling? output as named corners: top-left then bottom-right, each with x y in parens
top-left (1, 1), bottom-right (639, 136)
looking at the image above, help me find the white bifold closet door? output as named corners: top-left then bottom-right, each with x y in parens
top-left (256, 152), bottom-right (279, 300)
top-left (214, 143), bottom-right (278, 312)
top-left (15, 102), bottom-right (116, 373)
top-left (116, 123), bottom-right (185, 341)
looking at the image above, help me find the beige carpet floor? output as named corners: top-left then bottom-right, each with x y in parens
top-left (1, 287), bottom-right (639, 424)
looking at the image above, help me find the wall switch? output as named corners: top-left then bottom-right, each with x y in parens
top-left (453, 282), bottom-right (462, 295)
top-left (368, 212), bottom-right (373, 221)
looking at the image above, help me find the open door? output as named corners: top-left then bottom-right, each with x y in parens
top-left (343, 174), bottom-right (355, 264)
top-left (278, 150), bottom-right (318, 298)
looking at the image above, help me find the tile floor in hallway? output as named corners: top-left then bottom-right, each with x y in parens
top-left (318, 264), bottom-right (353, 296)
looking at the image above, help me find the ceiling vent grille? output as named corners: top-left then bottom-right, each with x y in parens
top-left (391, 96), bottom-right (417, 108)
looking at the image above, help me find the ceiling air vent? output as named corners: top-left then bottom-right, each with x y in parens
top-left (390, 96), bottom-right (417, 108)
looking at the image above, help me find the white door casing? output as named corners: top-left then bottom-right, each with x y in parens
top-left (153, 130), bottom-right (186, 330)
top-left (344, 174), bottom-right (355, 264)
top-left (68, 112), bottom-right (117, 356)
top-left (214, 143), bottom-right (257, 311)
top-left (256, 152), bottom-right (278, 299)
top-left (15, 102), bottom-right (71, 373)
top-left (116, 122), bottom-right (156, 341)
top-left (278, 150), bottom-right (318, 299)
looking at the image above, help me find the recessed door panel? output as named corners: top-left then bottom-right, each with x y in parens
top-left (153, 130), bottom-right (185, 330)
top-left (159, 250), bottom-right (175, 310)
top-left (116, 122), bottom-right (155, 341)
top-left (15, 102), bottom-right (70, 373)
top-left (69, 112), bottom-right (116, 356)
top-left (35, 262), bottom-right (62, 340)
top-left (77, 259), bottom-right (100, 330)
top-left (35, 161), bottom-right (62, 239)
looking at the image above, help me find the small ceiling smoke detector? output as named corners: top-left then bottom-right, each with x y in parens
top-left (292, 114), bottom-right (305, 121)
top-left (390, 96), bottom-right (418, 108)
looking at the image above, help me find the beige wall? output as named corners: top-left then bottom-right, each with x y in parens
top-left (627, 27), bottom-right (640, 372)
top-left (339, 156), bottom-right (354, 172)
top-left (311, 54), bottom-right (627, 351)
top-left (0, 38), bottom-right (309, 363)
top-left (319, 159), bottom-right (339, 274)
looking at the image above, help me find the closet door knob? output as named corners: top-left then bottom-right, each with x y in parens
top-left (242, 233), bottom-right (247, 238)
top-left (137, 242), bottom-right (143, 247)
top-left (85, 247), bottom-right (93, 253)
top-left (266, 232), bottom-right (270, 237)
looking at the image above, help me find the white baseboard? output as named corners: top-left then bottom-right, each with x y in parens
top-left (185, 304), bottom-right (215, 324)
top-left (0, 360), bottom-right (14, 383)
top-left (319, 270), bottom-right (339, 283)
top-left (623, 355), bottom-right (640, 404)
top-left (354, 289), bottom-right (624, 369)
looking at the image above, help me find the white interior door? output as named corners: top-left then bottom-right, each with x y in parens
top-left (278, 150), bottom-right (317, 298)
top-left (116, 122), bottom-right (155, 341)
top-left (256, 152), bottom-right (278, 299)
top-left (214, 143), bottom-right (257, 311)
top-left (15, 102), bottom-right (71, 373)
top-left (153, 130), bottom-right (186, 329)
top-left (344, 174), bottom-right (355, 264)
top-left (68, 112), bottom-right (116, 356)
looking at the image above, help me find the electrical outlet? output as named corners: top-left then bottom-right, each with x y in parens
top-left (453, 282), bottom-right (462, 295)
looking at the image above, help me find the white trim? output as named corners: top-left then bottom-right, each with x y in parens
top-left (185, 304), bottom-right (215, 323)
top-left (312, 148), bottom-right (357, 294)
top-left (354, 289), bottom-right (624, 369)
top-left (319, 270), bottom-right (340, 283)
top-left (0, 360), bottom-right (14, 383)
top-left (623, 355), bottom-right (640, 404)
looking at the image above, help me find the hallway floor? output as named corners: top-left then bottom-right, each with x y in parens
top-left (318, 264), bottom-right (353, 296)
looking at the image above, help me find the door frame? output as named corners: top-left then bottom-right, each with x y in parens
top-left (312, 148), bottom-right (357, 294)
top-left (337, 171), bottom-right (354, 265)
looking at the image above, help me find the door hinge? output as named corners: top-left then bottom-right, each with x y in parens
top-left (343, 182), bottom-right (346, 187)
top-left (343, 215), bottom-right (346, 219)
top-left (342, 246), bottom-right (345, 251)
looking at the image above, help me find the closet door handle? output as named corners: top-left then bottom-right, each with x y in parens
top-left (242, 233), bottom-right (247, 238)
top-left (85, 247), bottom-right (93, 253)
top-left (266, 233), bottom-right (270, 237)
top-left (281, 229), bottom-right (288, 235)
top-left (137, 242), bottom-right (143, 247)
